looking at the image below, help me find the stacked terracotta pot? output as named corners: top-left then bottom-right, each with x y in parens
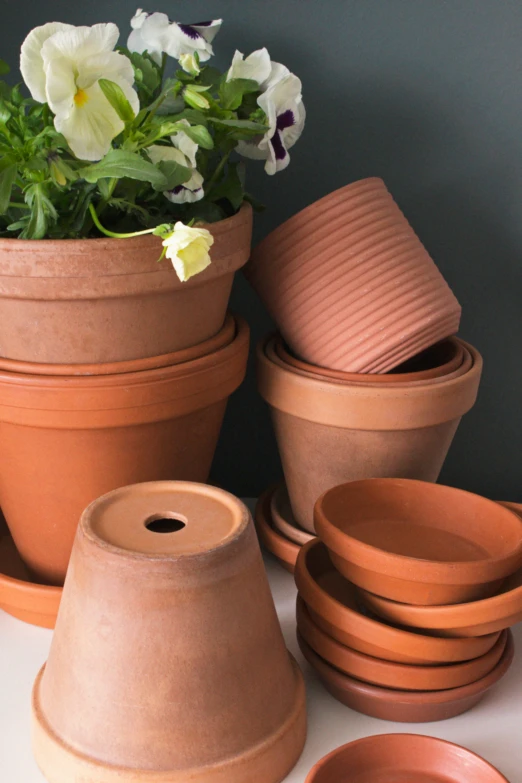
top-left (294, 479), bottom-right (522, 723)
top-left (250, 179), bottom-right (482, 559)
top-left (0, 206), bottom-right (253, 626)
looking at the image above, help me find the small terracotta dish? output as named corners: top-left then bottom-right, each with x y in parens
top-left (298, 630), bottom-right (514, 723)
top-left (305, 734), bottom-right (510, 783)
top-left (271, 485), bottom-right (315, 546)
top-left (255, 487), bottom-right (301, 573)
top-left (295, 540), bottom-right (502, 664)
top-left (296, 597), bottom-right (508, 691)
top-left (0, 518), bottom-right (60, 628)
top-left (315, 478), bottom-right (522, 605)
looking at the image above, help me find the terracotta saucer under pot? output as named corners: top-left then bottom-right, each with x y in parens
top-left (296, 597), bottom-right (508, 691)
top-left (315, 478), bottom-right (522, 605)
top-left (254, 487), bottom-right (301, 573)
top-left (295, 540), bottom-right (502, 664)
top-left (305, 734), bottom-right (510, 783)
top-left (278, 336), bottom-right (464, 383)
top-left (0, 517), bottom-right (60, 628)
top-left (270, 485), bottom-right (315, 546)
top-left (298, 630), bottom-right (514, 723)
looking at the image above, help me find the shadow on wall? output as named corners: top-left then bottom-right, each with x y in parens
top-left (211, 78), bottom-right (522, 501)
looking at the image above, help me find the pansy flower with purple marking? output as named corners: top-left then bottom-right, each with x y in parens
top-left (128, 9), bottom-right (222, 63)
top-left (148, 121), bottom-right (204, 204)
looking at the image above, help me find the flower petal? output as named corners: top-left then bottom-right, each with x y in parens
top-left (78, 51), bottom-right (139, 112)
top-left (189, 19), bottom-right (222, 43)
top-left (42, 23), bottom-right (120, 65)
top-left (20, 22), bottom-right (75, 102)
top-left (171, 120), bottom-right (198, 167)
top-left (227, 48), bottom-right (271, 85)
top-left (130, 9), bottom-right (148, 30)
top-left (163, 223), bottom-right (214, 282)
top-left (54, 81), bottom-right (124, 161)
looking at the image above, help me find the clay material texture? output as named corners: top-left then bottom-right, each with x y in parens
top-left (254, 487), bottom-right (301, 574)
top-left (32, 481), bottom-right (307, 783)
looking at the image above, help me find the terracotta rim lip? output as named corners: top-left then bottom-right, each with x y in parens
top-left (298, 628), bottom-right (514, 703)
top-left (296, 596), bottom-right (508, 691)
top-left (254, 487), bottom-right (301, 567)
top-left (0, 314), bottom-right (236, 377)
top-left (294, 540), bottom-right (501, 661)
top-left (32, 653), bottom-right (306, 783)
top-left (0, 315), bottom-right (248, 389)
top-left (314, 478), bottom-right (522, 581)
top-left (0, 202), bottom-right (252, 252)
top-left (80, 481), bottom-right (251, 562)
top-left (305, 733), bottom-right (510, 783)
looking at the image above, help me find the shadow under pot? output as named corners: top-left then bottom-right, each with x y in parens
top-left (257, 334), bottom-right (482, 533)
top-left (0, 316), bottom-right (249, 586)
top-left (0, 203), bottom-right (252, 364)
top-left (32, 481), bottom-right (306, 783)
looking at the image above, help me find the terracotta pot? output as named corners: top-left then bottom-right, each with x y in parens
top-left (254, 487), bottom-right (300, 574)
top-left (258, 334), bottom-right (482, 533)
top-left (0, 203), bottom-right (252, 363)
top-left (305, 734), bottom-right (510, 783)
top-left (32, 481), bottom-right (307, 783)
top-left (0, 316), bottom-right (249, 585)
top-left (0, 313), bottom-right (236, 376)
top-left (298, 630), bottom-right (514, 723)
top-left (271, 484), bottom-right (315, 547)
top-left (277, 336), bottom-right (464, 383)
top-left (294, 540), bottom-right (501, 664)
top-left (0, 514), bottom-right (60, 628)
top-left (297, 597), bottom-right (508, 691)
top-left (246, 179), bottom-right (461, 373)
top-left (315, 478), bottom-right (522, 605)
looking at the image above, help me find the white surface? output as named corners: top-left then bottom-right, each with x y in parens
top-left (1, 533), bottom-right (521, 781)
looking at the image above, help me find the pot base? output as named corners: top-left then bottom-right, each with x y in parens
top-left (32, 656), bottom-right (307, 783)
top-left (254, 487), bottom-right (304, 573)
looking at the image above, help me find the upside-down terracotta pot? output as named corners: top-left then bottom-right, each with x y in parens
top-left (0, 316), bottom-right (249, 585)
top-left (0, 204), bottom-right (252, 363)
top-left (32, 482), bottom-right (307, 783)
top-left (258, 334), bottom-right (482, 533)
top-left (245, 179), bottom-right (461, 373)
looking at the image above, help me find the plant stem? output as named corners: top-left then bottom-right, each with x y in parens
top-left (88, 204), bottom-right (156, 239)
top-left (205, 150), bottom-right (231, 196)
top-left (8, 202), bottom-right (30, 209)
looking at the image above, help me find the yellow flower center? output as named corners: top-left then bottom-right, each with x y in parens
top-left (74, 88), bottom-right (89, 107)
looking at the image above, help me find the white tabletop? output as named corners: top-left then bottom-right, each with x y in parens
top-left (1, 528), bottom-right (521, 781)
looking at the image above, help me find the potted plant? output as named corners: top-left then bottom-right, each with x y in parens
top-left (0, 11), bottom-right (305, 362)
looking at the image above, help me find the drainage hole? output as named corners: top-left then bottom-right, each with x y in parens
top-left (145, 516), bottom-right (186, 534)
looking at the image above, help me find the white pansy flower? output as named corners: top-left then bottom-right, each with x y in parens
top-left (20, 23), bottom-right (139, 162)
top-left (20, 22), bottom-right (75, 103)
top-left (148, 122), bottom-right (203, 203)
top-left (127, 9), bottom-right (222, 63)
top-left (162, 223), bottom-right (214, 282)
top-left (237, 73), bottom-right (305, 175)
top-left (227, 48), bottom-right (289, 91)
top-left (179, 52), bottom-right (201, 76)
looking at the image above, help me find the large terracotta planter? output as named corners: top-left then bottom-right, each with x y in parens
top-left (0, 204), bottom-right (252, 363)
top-left (257, 334), bottom-right (482, 533)
top-left (246, 180), bottom-right (460, 373)
top-left (32, 481), bottom-right (306, 783)
top-left (0, 316), bottom-right (249, 585)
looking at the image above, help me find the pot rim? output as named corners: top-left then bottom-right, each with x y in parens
top-left (314, 478), bottom-right (522, 583)
top-left (254, 487), bottom-right (300, 568)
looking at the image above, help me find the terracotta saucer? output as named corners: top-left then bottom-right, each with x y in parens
top-left (270, 484), bottom-right (315, 546)
top-left (295, 540), bottom-right (502, 664)
top-left (315, 478), bottom-right (522, 605)
top-left (0, 519), bottom-right (61, 628)
top-left (296, 597), bottom-right (508, 691)
top-left (305, 733), bottom-right (509, 783)
top-left (254, 487), bottom-right (301, 573)
top-left (298, 630), bottom-right (514, 723)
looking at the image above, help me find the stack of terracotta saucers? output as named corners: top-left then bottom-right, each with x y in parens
top-left (294, 478), bottom-right (522, 722)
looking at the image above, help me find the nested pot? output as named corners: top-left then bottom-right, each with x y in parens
top-left (0, 203), bottom-right (252, 363)
top-left (245, 179), bottom-right (460, 373)
top-left (0, 316), bottom-right (249, 585)
top-left (32, 481), bottom-right (306, 783)
top-left (257, 334), bottom-right (482, 533)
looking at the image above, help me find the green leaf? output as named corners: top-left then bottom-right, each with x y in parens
top-left (209, 117), bottom-right (269, 132)
top-left (0, 59), bottom-right (10, 76)
top-left (208, 161), bottom-right (244, 211)
top-left (81, 150), bottom-right (168, 190)
top-left (157, 159), bottom-right (192, 191)
top-left (0, 161), bottom-right (17, 213)
top-left (0, 99), bottom-right (11, 124)
top-left (128, 51), bottom-right (161, 96)
top-left (180, 124), bottom-right (214, 149)
top-left (219, 78), bottom-right (259, 111)
top-left (99, 79), bottom-right (136, 124)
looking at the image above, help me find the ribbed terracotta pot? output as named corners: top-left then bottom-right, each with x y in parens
top-left (257, 334), bottom-right (482, 533)
top-left (32, 482), bottom-right (307, 783)
top-left (0, 204), bottom-right (252, 363)
top-left (246, 179), bottom-right (461, 373)
top-left (0, 316), bottom-right (249, 585)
